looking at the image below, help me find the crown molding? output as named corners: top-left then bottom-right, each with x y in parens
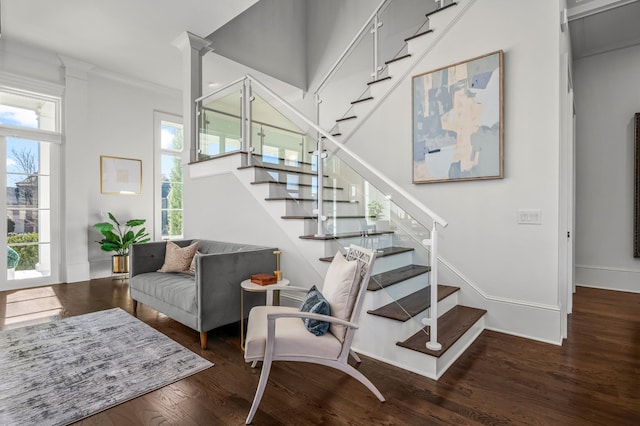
top-left (0, 70), bottom-right (64, 96)
top-left (90, 68), bottom-right (181, 98)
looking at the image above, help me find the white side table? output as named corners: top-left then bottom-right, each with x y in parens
top-left (240, 278), bottom-right (290, 350)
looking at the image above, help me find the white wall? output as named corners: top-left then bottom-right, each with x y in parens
top-left (573, 43), bottom-right (640, 293)
top-left (345, 0), bottom-right (565, 342)
top-left (86, 73), bottom-right (181, 278)
top-left (0, 38), bottom-right (182, 283)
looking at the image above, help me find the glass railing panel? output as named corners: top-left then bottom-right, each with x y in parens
top-left (250, 93), bottom-right (316, 165)
top-left (378, 0), bottom-right (437, 65)
top-left (317, 27), bottom-right (373, 131)
top-left (317, 0), bottom-right (436, 132)
top-left (198, 83), bottom-right (243, 161)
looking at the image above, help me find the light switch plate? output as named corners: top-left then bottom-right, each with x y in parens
top-left (518, 209), bottom-right (542, 225)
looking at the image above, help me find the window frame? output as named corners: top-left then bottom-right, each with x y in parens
top-left (154, 111), bottom-right (184, 241)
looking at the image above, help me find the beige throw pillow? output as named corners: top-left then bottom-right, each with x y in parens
top-left (188, 251), bottom-right (202, 275)
top-left (321, 251), bottom-right (361, 342)
top-left (157, 241), bottom-right (198, 273)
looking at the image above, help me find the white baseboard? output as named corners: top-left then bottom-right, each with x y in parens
top-left (576, 265), bottom-right (640, 294)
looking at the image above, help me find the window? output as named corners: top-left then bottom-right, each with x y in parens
top-left (155, 112), bottom-right (184, 240)
top-left (1, 87), bottom-right (61, 287)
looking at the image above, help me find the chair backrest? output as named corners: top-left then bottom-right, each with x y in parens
top-left (339, 245), bottom-right (376, 353)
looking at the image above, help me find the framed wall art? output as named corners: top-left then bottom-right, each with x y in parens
top-left (100, 155), bottom-right (142, 195)
top-left (413, 50), bottom-right (504, 183)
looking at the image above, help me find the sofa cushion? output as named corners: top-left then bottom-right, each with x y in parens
top-left (158, 241), bottom-right (198, 273)
top-left (130, 272), bottom-right (197, 314)
top-left (322, 252), bottom-right (361, 342)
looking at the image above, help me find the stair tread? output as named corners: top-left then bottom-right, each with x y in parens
top-left (251, 181), bottom-right (344, 190)
top-left (367, 76), bottom-right (392, 86)
top-left (266, 197), bottom-right (356, 203)
top-left (336, 115), bottom-right (357, 123)
top-left (368, 264), bottom-right (431, 291)
top-left (367, 285), bottom-right (460, 321)
top-left (405, 29), bottom-right (434, 42)
top-left (300, 230), bottom-right (394, 240)
top-left (282, 215), bottom-right (366, 220)
top-left (425, 2), bottom-right (458, 18)
top-left (351, 96), bottom-right (374, 105)
top-left (385, 54), bottom-right (411, 65)
top-left (396, 305), bottom-right (486, 358)
top-left (238, 164), bottom-right (327, 177)
top-left (319, 246), bottom-right (414, 262)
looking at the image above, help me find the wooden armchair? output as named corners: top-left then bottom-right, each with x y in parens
top-left (243, 245), bottom-right (385, 424)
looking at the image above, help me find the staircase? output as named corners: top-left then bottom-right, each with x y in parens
top-left (231, 154), bottom-right (485, 380)
top-left (194, 0), bottom-right (486, 380)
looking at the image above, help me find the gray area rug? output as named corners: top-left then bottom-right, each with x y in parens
top-left (0, 308), bottom-right (213, 426)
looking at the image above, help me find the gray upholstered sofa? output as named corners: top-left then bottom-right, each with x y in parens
top-left (129, 239), bottom-right (277, 349)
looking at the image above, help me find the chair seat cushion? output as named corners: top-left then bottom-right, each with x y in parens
top-left (244, 306), bottom-right (343, 362)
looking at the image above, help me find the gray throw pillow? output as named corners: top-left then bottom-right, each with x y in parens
top-left (300, 285), bottom-right (331, 336)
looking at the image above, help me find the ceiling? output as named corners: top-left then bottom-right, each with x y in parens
top-left (1, 0), bottom-right (258, 90)
top-left (568, 0), bottom-right (640, 59)
top-left (1, 0), bottom-right (639, 91)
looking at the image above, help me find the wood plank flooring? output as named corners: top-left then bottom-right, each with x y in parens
top-left (1, 280), bottom-right (638, 425)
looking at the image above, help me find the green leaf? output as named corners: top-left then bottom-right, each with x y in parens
top-left (93, 222), bottom-right (114, 233)
top-left (125, 219), bottom-right (146, 227)
top-left (108, 212), bottom-right (120, 227)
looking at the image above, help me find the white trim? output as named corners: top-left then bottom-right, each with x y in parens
top-left (576, 283), bottom-right (640, 294)
top-left (576, 264), bottom-right (640, 274)
top-left (484, 326), bottom-right (563, 346)
top-left (0, 71), bottom-right (65, 97)
top-left (439, 255), bottom-right (561, 312)
top-left (0, 125), bottom-right (62, 144)
top-left (567, 0), bottom-right (637, 20)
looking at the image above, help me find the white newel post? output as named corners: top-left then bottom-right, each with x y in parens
top-left (426, 221), bottom-right (442, 350)
top-left (173, 32), bottom-right (212, 164)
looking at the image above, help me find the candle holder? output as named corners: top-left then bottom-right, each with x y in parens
top-left (273, 250), bottom-right (282, 281)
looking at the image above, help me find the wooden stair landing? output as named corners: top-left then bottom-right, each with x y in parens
top-left (368, 264), bottom-right (430, 291)
top-left (367, 285), bottom-right (459, 321)
top-left (396, 305), bottom-right (486, 357)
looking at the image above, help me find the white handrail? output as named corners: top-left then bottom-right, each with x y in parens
top-left (314, 0), bottom-right (390, 96)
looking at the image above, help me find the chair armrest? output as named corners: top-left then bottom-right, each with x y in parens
top-left (266, 311), bottom-right (358, 329)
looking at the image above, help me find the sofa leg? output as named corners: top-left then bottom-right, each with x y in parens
top-left (200, 331), bottom-right (208, 349)
top-left (132, 299), bottom-right (138, 314)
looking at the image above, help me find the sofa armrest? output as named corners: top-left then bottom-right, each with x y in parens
top-left (196, 247), bottom-right (277, 331)
top-left (130, 239), bottom-right (194, 277)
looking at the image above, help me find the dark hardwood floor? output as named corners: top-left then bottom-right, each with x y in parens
top-left (1, 279), bottom-right (638, 425)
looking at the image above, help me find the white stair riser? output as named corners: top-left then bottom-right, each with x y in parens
top-left (265, 182), bottom-right (345, 199)
top-left (426, 3), bottom-right (462, 30)
top-left (370, 251), bottom-right (415, 273)
top-left (285, 200), bottom-right (363, 216)
top-left (254, 168), bottom-right (318, 186)
top-left (386, 57), bottom-right (414, 80)
top-left (366, 274), bottom-right (428, 307)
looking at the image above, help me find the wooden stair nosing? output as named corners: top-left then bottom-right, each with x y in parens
top-left (281, 215), bottom-right (366, 220)
top-left (238, 164), bottom-right (328, 177)
top-left (367, 76), bottom-right (392, 86)
top-left (385, 54), bottom-right (411, 65)
top-left (336, 115), bottom-right (357, 123)
top-left (251, 181), bottom-right (344, 191)
top-left (265, 197), bottom-right (357, 203)
top-left (367, 285), bottom-right (460, 321)
top-left (319, 246), bottom-right (414, 262)
top-left (367, 264), bottom-right (431, 291)
top-left (396, 305), bottom-right (486, 358)
top-left (351, 96), bottom-right (374, 105)
top-left (404, 29), bottom-right (434, 43)
top-left (300, 229), bottom-right (394, 241)
top-left (425, 2), bottom-right (458, 18)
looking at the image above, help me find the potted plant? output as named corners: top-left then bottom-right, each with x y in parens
top-left (367, 200), bottom-right (389, 231)
top-left (94, 212), bottom-right (150, 274)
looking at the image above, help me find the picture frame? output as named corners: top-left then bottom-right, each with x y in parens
top-left (100, 155), bottom-right (142, 195)
top-left (412, 50), bottom-right (504, 183)
top-left (635, 113), bottom-right (640, 257)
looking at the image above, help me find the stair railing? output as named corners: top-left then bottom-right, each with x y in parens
top-left (196, 73), bottom-right (448, 350)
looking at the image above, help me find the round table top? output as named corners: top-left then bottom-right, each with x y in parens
top-left (240, 278), bottom-right (290, 292)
